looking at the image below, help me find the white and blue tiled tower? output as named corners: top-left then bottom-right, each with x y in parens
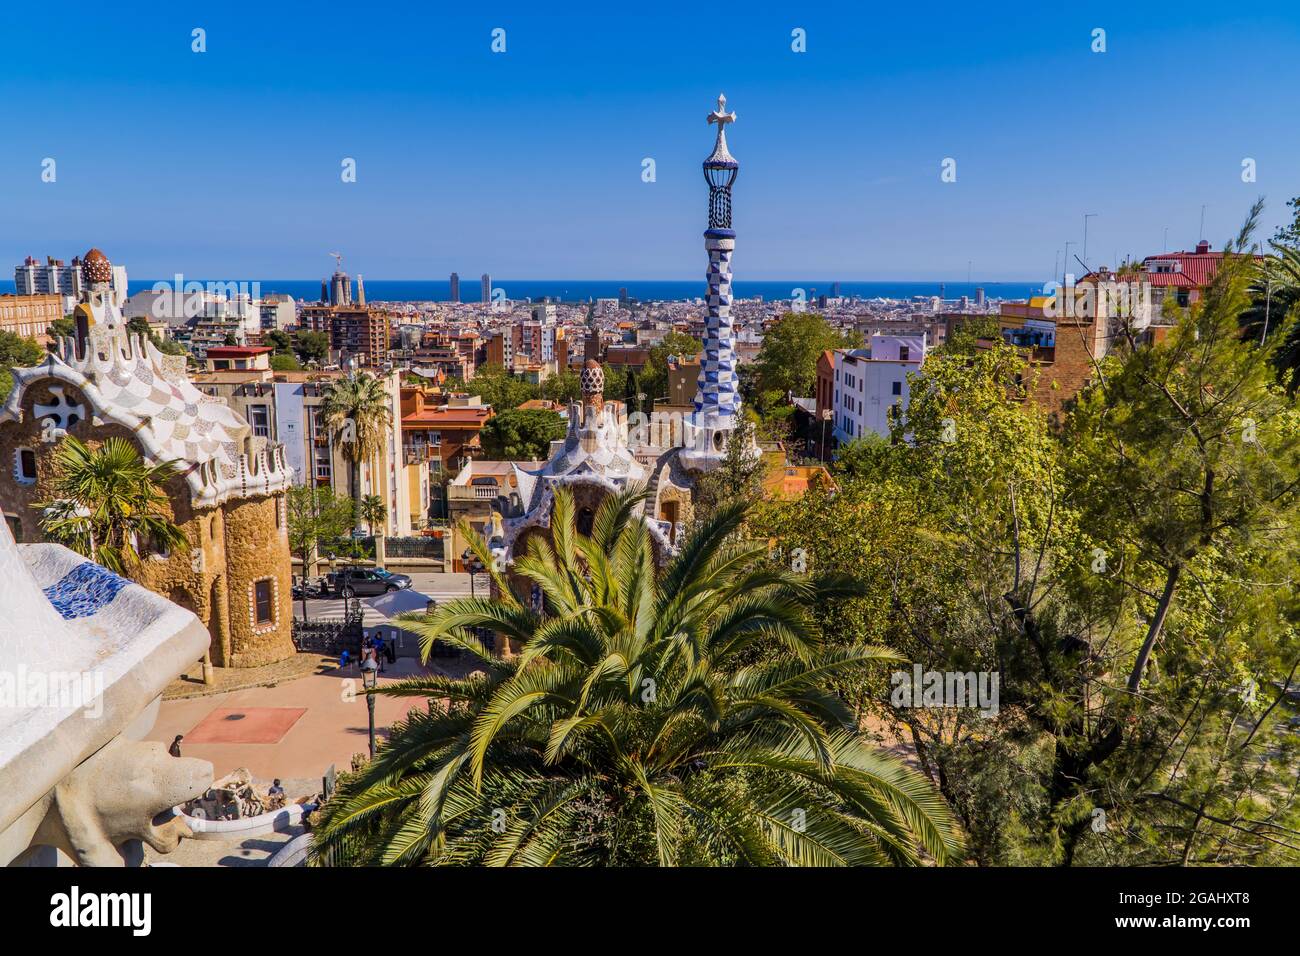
top-left (691, 94), bottom-right (742, 458)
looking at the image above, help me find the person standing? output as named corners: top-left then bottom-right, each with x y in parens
top-left (168, 734), bottom-right (183, 758)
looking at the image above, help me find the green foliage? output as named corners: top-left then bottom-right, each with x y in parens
top-left (265, 329), bottom-right (293, 353)
top-left (49, 316), bottom-right (76, 340)
top-left (37, 436), bottom-right (188, 575)
top-left (359, 494), bottom-right (387, 534)
top-left (480, 407), bottom-right (566, 460)
top-left (753, 312), bottom-right (858, 398)
top-left (0, 331), bottom-right (45, 400)
top-left (639, 331), bottom-right (703, 401)
top-left (540, 369), bottom-right (580, 404)
top-left (270, 353), bottom-right (301, 371)
top-left (451, 363), bottom-right (538, 411)
top-left (310, 489), bottom-right (961, 866)
top-left (293, 330), bottom-right (330, 364)
top-left (125, 316), bottom-right (186, 357)
top-left (941, 314), bottom-right (1004, 354)
top-left (320, 373), bottom-right (394, 530)
top-left (751, 212), bottom-right (1300, 866)
top-left (286, 484), bottom-right (356, 567)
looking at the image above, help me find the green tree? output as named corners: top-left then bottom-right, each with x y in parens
top-left (49, 316), bottom-right (76, 340)
top-left (310, 489), bottom-right (961, 866)
top-left (753, 313), bottom-right (858, 399)
top-left (0, 331), bottom-right (46, 400)
top-left (452, 363), bottom-right (538, 411)
top-left (270, 353), bottom-right (301, 372)
top-left (691, 414), bottom-right (765, 529)
top-left (37, 436), bottom-right (188, 575)
top-left (540, 369), bottom-right (580, 405)
top-left (320, 373), bottom-right (393, 534)
top-left (286, 484), bottom-right (355, 615)
top-left (640, 331), bottom-right (702, 401)
top-left (479, 408), bottom-right (565, 460)
top-left (359, 494), bottom-right (387, 535)
top-left (125, 315), bottom-right (187, 357)
top-left (265, 329), bottom-right (293, 353)
top-left (294, 330), bottom-right (331, 365)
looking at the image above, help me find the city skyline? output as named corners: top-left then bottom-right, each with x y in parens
top-left (3, 4), bottom-right (1299, 281)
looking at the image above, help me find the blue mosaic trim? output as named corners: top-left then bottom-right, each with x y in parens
top-left (42, 561), bottom-right (130, 619)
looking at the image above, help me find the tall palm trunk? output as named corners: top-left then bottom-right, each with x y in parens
top-left (350, 457), bottom-right (363, 535)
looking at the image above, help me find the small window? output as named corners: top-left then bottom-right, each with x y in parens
top-left (892, 381), bottom-right (902, 396)
top-left (899, 346), bottom-right (910, 361)
top-left (249, 405), bottom-right (270, 438)
top-left (5, 515), bottom-right (22, 542)
top-left (254, 579), bottom-right (274, 624)
top-left (15, 447), bottom-right (37, 484)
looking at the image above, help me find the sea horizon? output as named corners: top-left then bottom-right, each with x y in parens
top-left (1, 278), bottom-right (1046, 304)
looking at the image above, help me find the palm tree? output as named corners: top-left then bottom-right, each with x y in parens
top-left (37, 436), bottom-right (188, 575)
top-left (1239, 244), bottom-right (1300, 392)
top-left (311, 488), bottom-right (962, 867)
top-left (359, 494), bottom-right (387, 535)
top-left (319, 373), bottom-right (392, 533)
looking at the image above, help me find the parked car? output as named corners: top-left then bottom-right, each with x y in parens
top-left (329, 567), bottom-right (412, 598)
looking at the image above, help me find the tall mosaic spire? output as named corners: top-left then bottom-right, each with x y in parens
top-left (692, 93), bottom-right (741, 453)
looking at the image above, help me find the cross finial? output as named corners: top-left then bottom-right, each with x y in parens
top-left (708, 93), bottom-right (736, 130)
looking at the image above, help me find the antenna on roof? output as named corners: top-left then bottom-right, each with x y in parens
top-left (1199, 205), bottom-right (1206, 242)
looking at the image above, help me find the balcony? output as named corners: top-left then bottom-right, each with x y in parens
top-left (448, 483), bottom-right (501, 502)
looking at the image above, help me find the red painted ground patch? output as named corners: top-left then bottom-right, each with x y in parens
top-left (185, 707), bottom-right (307, 745)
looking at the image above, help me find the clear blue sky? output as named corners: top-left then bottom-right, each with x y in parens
top-left (2, 1), bottom-right (1298, 282)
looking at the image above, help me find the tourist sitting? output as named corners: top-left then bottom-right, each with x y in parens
top-left (267, 778), bottom-right (287, 810)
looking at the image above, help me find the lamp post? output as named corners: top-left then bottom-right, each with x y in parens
top-left (462, 548), bottom-right (485, 598)
top-left (820, 407), bottom-right (833, 462)
top-left (360, 655), bottom-right (378, 760)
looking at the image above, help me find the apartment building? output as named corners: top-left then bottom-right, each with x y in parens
top-left (400, 387), bottom-right (494, 477)
top-left (300, 304), bottom-right (392, 366)
top-left (0, 293), bottom-right (63, 343)
top-left (191, 367), bottom-right (426, 535)
top-left (830, 333), bottom-right (926, 443)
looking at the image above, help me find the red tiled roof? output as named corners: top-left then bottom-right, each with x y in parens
top-left (206, 346), bottom-right (273, 357)
top-left (402, 407), bottom-right (492, 428)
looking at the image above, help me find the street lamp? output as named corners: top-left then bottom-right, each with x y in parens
top-left (360, 655), bottom-right (378, 759)
top-left (820, 407), bottom-right (833, 462)
top-left (461, 548), bottom-right (485, 598)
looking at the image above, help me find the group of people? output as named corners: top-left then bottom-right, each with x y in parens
top-left (339, 633), bottom-right (397, 672)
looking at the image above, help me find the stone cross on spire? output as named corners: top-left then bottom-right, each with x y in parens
top-left (705, 93), bottom-right (737, 165)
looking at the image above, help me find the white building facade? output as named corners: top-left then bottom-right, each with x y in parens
top-left (832, 332), bottom-right (926, 443)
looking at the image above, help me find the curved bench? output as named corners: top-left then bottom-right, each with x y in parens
top-left (173, 801), bottom-right (316, 841)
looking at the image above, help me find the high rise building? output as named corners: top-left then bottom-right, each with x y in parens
top-left (449, 272), bottom-right (460, 303)
top-left (14, 253), bottom-right (127, 308)
top-left (975, 287), bottom-right (986, 308)
top-left (481, 273), bottom-right (492, 304)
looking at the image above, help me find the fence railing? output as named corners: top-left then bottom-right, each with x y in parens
top-left (292, 611), bottom-right (363, 657)
top-left (383, 536), bottom-right (444, 560)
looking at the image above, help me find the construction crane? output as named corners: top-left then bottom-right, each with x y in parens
top-left (329, 252), bottom-right (343, 273)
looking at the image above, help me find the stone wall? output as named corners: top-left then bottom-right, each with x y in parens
top-left (222, 494), bottom-right (294, 666)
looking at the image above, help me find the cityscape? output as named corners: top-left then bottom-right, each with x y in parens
top-left (1, 3), bottom-right (1297, 938)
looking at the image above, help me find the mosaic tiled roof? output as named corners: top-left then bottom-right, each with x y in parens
top-left (0, 305), bottom-right (293, 506)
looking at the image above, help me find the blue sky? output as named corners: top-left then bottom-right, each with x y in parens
top-left (2, 1), bottom-right (1298, 282)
